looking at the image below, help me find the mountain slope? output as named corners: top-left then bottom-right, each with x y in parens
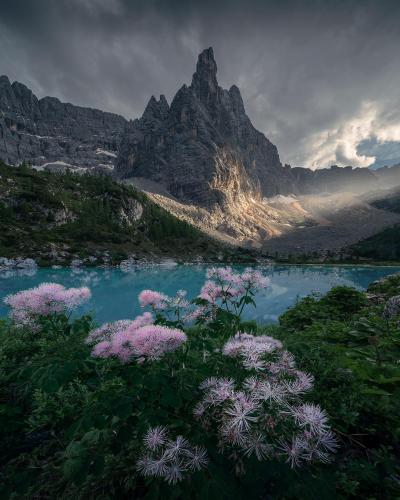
top-left (350, 225), bottom-right (400, 261)
top-left (349, 188), bottom-right (400, 260)
top-left (0, 161), bottom-right (250, 265)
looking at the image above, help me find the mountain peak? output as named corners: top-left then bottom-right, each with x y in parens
top-left (191, 47), bottom-right (218, 99)
top-left (197, 47), bottom-right (217, 73)
top-left (142, 94), bottom-right (169, 122)
top-left (0, 75), bottom-right (11, 86)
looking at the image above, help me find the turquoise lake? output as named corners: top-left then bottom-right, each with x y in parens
top-left (1, 265), bottom-right (399, 324)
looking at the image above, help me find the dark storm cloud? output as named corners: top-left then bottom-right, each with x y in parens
top-left (1, 0), bottom-right (400, 168)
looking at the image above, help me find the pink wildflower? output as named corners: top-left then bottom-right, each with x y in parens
top-left (138, 290), bottom-right (168, 309)
top-left (90, 318), bottom-right (186, 363)
top-left (241, 433), bottom-right (273, 461)
top-left (92, 340), bottom-right (111, 358)
top-left (199, 280), bottom-right (223, 303)
top-left (240, 268), bottom-right (270, 290)
top-left (143, 426), bottom-right (168, 451)
top-left (290, 403), bottom-right (329, 434)
top-left (131, 325), bottom-right (187, 360)
top-left (207, 266), bottom-right (242, 287)
top-left (278, 435), bottom-right (308, 468)
top-left (86, 319), bottom-right (135, 344)
top-left (137, 427), bottom-right (208, 484)
top-left (128, 311), bottom-right (154, 330)
top-left (184, 306), bottom-right (207, 322)
top-left (184, 446), bottom-right (209, 471)
top-left (4, 283), bottom-right (91, 330)
top-left (285, 371), bottom-right (314, 394)
top-left (224, 395), bottom-right (259, 434)
top-left (223, 333), bottom-right (283, 371)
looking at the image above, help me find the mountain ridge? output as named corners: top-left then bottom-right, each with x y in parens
top-left (0, 74), bottom-right (127, 172)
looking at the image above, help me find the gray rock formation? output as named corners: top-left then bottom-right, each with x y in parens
top-left (0, 75), bottom-right (126, 171)
top-left (115, 48), bottom-right (298, 207)
top-left (383, 295), bottom-right (400, 319)
top-left (115, 48), bottom-right (400, 207)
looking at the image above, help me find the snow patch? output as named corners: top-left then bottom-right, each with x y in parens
top-left (95, 148), bottom-right (117, 158)
top-left (31, 161), bottom-right (88, 174)
top-left (97, 163), bottom-right (114, 169)
top-left (18, 131), bottom-right (54, 140)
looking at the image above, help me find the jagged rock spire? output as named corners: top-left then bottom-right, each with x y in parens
top-left (142, 94), bottom-right (169, 122)
top-left (0, 75), bottom-right (17, 112)
top-left (191, 47), bottom-right (219, 101)
top-left (116, 46), bottom-right (290, 206)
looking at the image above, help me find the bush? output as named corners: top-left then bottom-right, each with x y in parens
top-left (320, 286), bottom-right (367, 318)
top-left (279, 286), bottom-right (367, 330)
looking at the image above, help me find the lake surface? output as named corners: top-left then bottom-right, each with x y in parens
top-left (1, 265), bottom-right (399, 324)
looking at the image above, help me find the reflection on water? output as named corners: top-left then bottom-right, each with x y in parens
top-left (0, 268), bottom-right (37, 279)
top-left (1, 264), bottom-right (399, 324)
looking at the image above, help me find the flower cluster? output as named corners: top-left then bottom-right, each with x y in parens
top-left (194, 333), bottom-right (337, 469)
top-left (200, 267), bottom-right (270, 303)
top-left (137, 426), bottom-right (208, 484)
top-left (88, 312), bottom-right (187, 363)
top-left (4, 283), bottom-right (91, 330)
top-left (138, 290), bottom-right (169, 309)
top-left (223, 333), bottom-right (283, 371)
top-left (139, 288), bottom-right (206, 324)
top-left (197, 267), bottom-right (270, 324)
top-left (86, 313), bottom-right (153, 344)
top-left (136, 268), bottom-right (270, 328)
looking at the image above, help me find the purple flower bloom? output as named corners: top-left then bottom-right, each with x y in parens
top-left (86, 319), bottom-right (136, 344)
top-left (137, 427), bottom-right (208, 484)
top-left (4, 283), bottom-right (91, 330)
top-left (278, 435), bottom-right (308, 468)
top-left (91, 318), bottom-right (186, 363)
top-left (241, 433), bottom-right (273, 461)
top-left (143, 426), bottom-right (168, 451)
top-left (184, 445), bottom-right (209, 471)
top-left (138, 290), bottom-right (168, 309)
top-left (224, 396), bottom-right (259, 434)
top-left (164, 462), bottom-right (184, 484)
top-left (291, 403), bottom-right (329, 434)
top-left (223, 333), bottom-right (283, 371)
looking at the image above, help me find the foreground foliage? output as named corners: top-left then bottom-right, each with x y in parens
top-left (1, 271), bottom-right (400, 499)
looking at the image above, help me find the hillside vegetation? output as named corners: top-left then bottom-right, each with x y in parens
top-left (0, 162), bottom-right (254, 265)
top-left (350, 191), bottom-right (400, 261)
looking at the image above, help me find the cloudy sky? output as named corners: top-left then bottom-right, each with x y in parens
top-left (1, 0), bottom-right (400, 169)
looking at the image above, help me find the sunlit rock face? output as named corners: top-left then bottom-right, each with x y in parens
top-left (116, 48), bottom-right (298, 208)
top-left (0, 75), bottom-right (126, 170)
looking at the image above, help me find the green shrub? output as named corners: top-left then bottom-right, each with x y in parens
top-left (279, 286), bottom-right (367, 330)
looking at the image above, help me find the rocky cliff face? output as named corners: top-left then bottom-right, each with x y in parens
top-left (115, 48), bottom-right (298, 207)
top-left (0, 75), bottom-right (127, 172)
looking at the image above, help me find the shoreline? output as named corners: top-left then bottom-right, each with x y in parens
top-left (2, 260), bottom-right (400, 273)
